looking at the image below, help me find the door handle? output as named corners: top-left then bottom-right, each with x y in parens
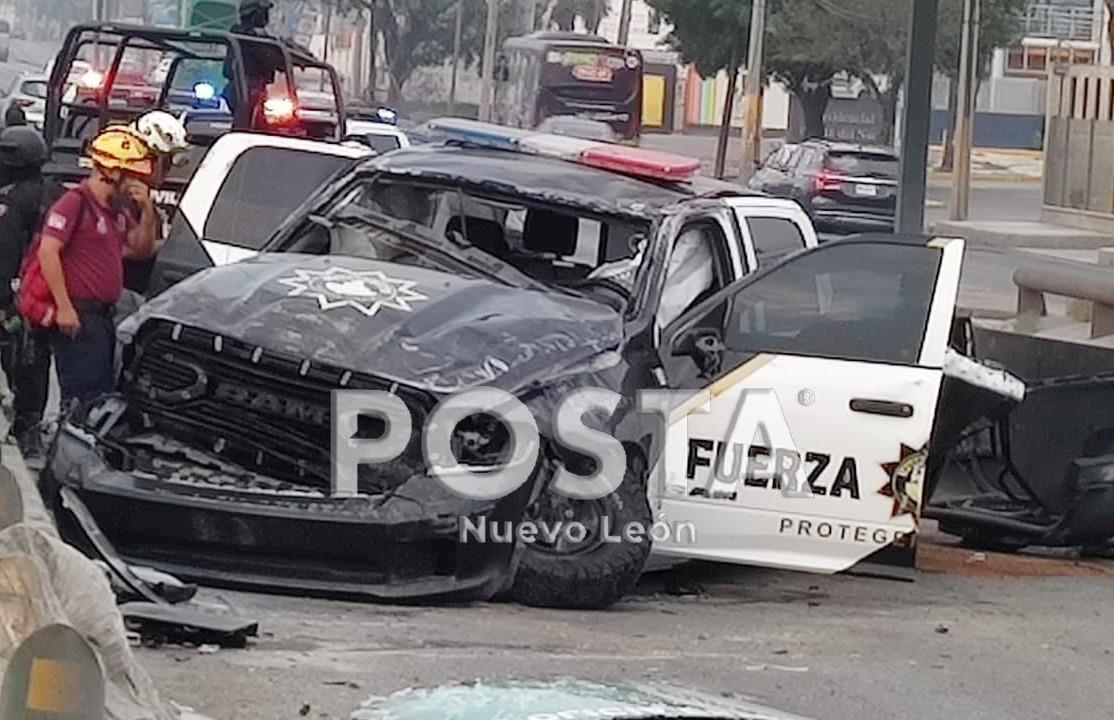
top-left (849, 398), bottom-right (914, 418)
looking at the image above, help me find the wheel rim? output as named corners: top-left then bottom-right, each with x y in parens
top-left (527, 492), bottom-right (609, 556)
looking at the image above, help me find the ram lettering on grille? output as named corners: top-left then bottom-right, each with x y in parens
top-left (211, 381), bottom-right (330, 427)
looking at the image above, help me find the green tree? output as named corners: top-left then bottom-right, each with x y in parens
top-left (765, 0), bottom-right (865, 140)
top-left (646, 0), bottom-right (752, 177)
top-left (842, 0), bottom-right (1024, 149)
top-left (935, 0), bottom-right (1028, 80)
top-left (843, 0), bottom-right (912, 145)
top-left (645, 0), bottom-right (878, 142)
top-left (361, 0), bottom-right (489, 102)
top-left (547, 0), bottom-right (609, 34)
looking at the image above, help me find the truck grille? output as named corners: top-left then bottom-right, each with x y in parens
top-left (123, 320), bottom-right (433, 491)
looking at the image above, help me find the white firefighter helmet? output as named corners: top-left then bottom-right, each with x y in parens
top-left (131, 110), bottom-right (188, 155)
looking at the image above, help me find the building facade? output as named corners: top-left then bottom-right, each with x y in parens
top-left (931, 0), bottom-right (1108, 148)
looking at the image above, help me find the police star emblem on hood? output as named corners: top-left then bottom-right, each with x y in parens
top-left (278, 266), bottom-right (428, 317)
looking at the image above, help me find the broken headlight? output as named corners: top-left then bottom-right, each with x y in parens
top-left (449, 412), bottom-right (513, 468)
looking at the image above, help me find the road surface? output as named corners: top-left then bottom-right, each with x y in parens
top-left (136, 560), bottom-right (1114, 720)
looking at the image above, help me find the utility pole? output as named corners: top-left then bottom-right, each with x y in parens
top-left (368, 0), bottom-right (378, 100)
top-left (527, 0), bottom-right (538, 32)
top-left (449, 0), bottom-right (464, 113)
top-left (479, 0), bottom-right (500, 121)
top-left (352, 8), bottom-right (366, 97)
top-left (617, 0), bottom-right (633, 45)
top-left (738, 0), bottom-right (767, 185)
top-left (178, 0), bottom-right (188, 27)
top-left (895, 0), bottom-right (939, 234)
top-left (949, 0), bottom-right (980, 220)
top-left (323, 1), bottom-right (333, 64)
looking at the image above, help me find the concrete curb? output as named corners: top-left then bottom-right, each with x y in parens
top-left (931, 220), bottom-right (1114, 250)
top-left (928, 171), bottom-right (1043, 184)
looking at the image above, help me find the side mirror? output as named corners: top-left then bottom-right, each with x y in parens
top-left (671, 327), bottom-right (725, 378)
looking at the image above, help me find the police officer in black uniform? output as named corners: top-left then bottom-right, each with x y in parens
top-left (224, 0), bottom-right (283, 128)
top-left (3, 102), bottom-right (26, 129)
top-left (0, 126), bottom-right (50, 459)
top-left (231, 0), bottom-right (274, 34)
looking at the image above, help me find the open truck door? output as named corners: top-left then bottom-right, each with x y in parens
top-left (147, 132), bottom-right (369, 295)
top-left (650, 236), bottom-right (964, 575)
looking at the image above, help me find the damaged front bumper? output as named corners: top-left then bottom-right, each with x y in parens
top-left (42, 399), bottom-right (532, 603)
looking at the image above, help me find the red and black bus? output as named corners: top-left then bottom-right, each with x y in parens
top-left (494, 31), bottom-right (643, 143)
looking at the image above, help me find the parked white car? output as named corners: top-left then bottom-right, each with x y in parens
top-left (0, 73), bottom-right (47, 129)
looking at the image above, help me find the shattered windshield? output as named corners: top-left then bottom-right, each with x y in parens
top-left (324, 177), bottom-right (653, 295)
top-left (311, 206), bottom-right (549, 292)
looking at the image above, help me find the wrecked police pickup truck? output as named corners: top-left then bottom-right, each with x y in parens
top-left (46, 124), bottom-right (827, 610)
top-left (44, 229), bottom-right (1031, 610)
top-left (40, 121), bottom-right (1035, 609)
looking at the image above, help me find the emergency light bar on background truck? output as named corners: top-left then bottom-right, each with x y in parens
top-left (420, 118), bottom-right (702, 183)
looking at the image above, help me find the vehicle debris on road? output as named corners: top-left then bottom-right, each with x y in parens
top-left (57, 486), bottom-right (258, 649)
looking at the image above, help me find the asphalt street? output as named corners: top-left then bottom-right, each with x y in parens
top-left (137, 562), bottom-right (1114, 720)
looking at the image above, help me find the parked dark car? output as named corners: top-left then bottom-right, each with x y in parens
top-left (748, 140), bottom-right (899, 233)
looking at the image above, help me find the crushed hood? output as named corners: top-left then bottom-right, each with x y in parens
top-left (125, 254), bottom-right (622, 393)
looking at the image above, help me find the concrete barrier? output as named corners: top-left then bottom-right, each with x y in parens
top-left (1013, 256), bottom-right (1114, 338)
top-left (0, 438), bottom-right (190, 719)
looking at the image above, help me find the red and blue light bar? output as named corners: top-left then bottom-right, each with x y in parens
top-left (422, 118), bottom-right (702, 183)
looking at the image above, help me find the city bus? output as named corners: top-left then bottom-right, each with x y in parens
top-left (494, 31), bottom-right (643, 143)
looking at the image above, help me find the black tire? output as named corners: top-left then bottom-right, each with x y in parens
top-left (510, 453), bottom-right (651, 609)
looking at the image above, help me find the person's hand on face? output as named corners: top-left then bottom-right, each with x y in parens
top-left (122, 177), bottom-right (154, 209)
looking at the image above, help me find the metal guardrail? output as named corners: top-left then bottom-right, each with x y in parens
top-left (1014, 257), bottom-right (1114, 338)
top-left (1024, 3), bottom-right (1095, 41)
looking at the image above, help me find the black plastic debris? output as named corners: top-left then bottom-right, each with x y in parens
top-left (59, 487), bottom-right (259, 649)
top-left (119, 602), bottom-right (259, 649)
